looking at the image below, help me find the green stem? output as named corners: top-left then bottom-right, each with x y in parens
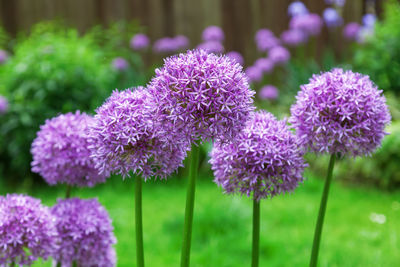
top-left (135, 175), bottom-right (145, 267)
top-left (252, 199), bottom-right (260, 267)
top-left (65, 185), bottom-right (72, 199)
top-left (180, 144), bottom-right (200, 267)
top-left (310, 154), bottom-right (336, 267)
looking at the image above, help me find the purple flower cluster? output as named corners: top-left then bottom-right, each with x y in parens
top-left (281, 29), bottom-right (308, 46)
top-left (210, 111), bottom-right (306, 201)
top-left (196, 41), bottom-right (224, 54)
top-left (290, 68), bottom-right (391, 157)
top-left (269, 46), bottom-right (290, 65)
top-left (130, 33), bottom-right (150, 51)
top-left (51, 198), bottom-right (116, 267)
top-left (343, 22), bottom-right (361, 40)
top-left (112, 57), bottom-right (129, 71)
top-left (288, 1), bottom-right (308, 17)
top-left (153, 36), bottom-right (189, 54)
top-left (0, 50), bottom-right (8, 64)
top-left (0, 194), bottom-right (58, 266)
top-left (259, 85), bottom-right (279, 100)
top-left (255, 33), bottom-right (280, 52)
top-left (148, 49), bottom-right (255, 143)
top-left (0, 95), bottom-right (8, 114)
top-left (254, 58), bottom-right (274, 74)
top-left (88, 87), bottom-right (189, 178)
top-left (245, 66), bottom-right (263, 83)
top-left (323, 8), bottom-right (343, 28)
top-left (31, 111), bottom-right (108, 187)
top-left (290, 13), bottom-right (323, 36)
top-left (202, 25), bottom-right (225, 42)
top-left (226, 51), bottom-right (244, 65)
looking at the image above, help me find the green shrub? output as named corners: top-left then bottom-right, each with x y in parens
top-left (0, 22), bottom-right (118, 180)
top-left (353, 0), bottom-right (400, 94)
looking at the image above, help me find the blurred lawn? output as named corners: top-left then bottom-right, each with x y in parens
top-left (5, 170), bottom-right (399, 267)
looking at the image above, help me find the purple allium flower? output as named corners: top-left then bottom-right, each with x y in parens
top-left (289, 68), bottom-right (391, 157)
top-left (112, 57), bottom-right (129, 71)
top-left (226, 51), bottom-right (244, 65)
top-left (51, 198), bottom-right (116, 267)
top-left (288, 1), bottom-right (309, 17)
top-left (256, 36), bottom-right (280, 52)
top-left (281, 29), bottom-right (308, 46)
top-left (362, 13), bottom-right (376, 28)
top-left (323, 8), bottom-right (343, 28)
top-left (31, 111), bottom-right (108, 187)
top-left (343, 22), bottom-right (361, 40)
top-left (153, 37), bottom-right (176, 53)
top-left (130, 33), bottom-right (150, 51)
top-left (196, 41), bottom-right (224, 54)
top-left (174, 35), bottom-right (190, 50)
top-left (290, 13), bottom-right (323, 36)
top-left (245, 66), bottom-right (263, 83)
top-left (0, 194), bottom-right (58, 266)
top-left (357, 26), bottom-right (374, 43)
top-left (202, 25), bottom-right (225, 42)
top-left (254, 58), bottom-right (274, 74)
top-left (89, 87), bottom-right (189, 178)
top-left (148, 49), bottom-right (255, 143)
top-left (210, 111), bottom-right (306, 201)
top-left (0, 95), bottom-right (8, 114)
top-left (268, 46), bottom-right (290, 65)
top-left (255, 29), bottom-right (274, 43)
top-left (259, 85), bottom-right (279, 100)
top-left (0, 50), bottom-right (8, 64)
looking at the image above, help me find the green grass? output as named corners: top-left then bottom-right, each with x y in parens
top-left (4, 171), bottom-right (400, 267)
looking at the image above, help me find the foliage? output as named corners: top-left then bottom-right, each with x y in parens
top-left (353, 0), bottom-right (400, 94)
top-left (0, 22), bottom-right (117, 180)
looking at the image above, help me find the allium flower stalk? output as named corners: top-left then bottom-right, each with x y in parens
top-left (202, 25), bottom-right (225, 42)
top-left (130, 33), bottom-right (150, 51)
top-left (0, 95), bottom-right (8, 114)
top-left (0, 194), bottom-right (59, 266)
top-left (210, 110), bottom-right (306, 267)
top-left (226, 51), bottom-right (244, 65)
top-left (31, 111), bottom-right (108, 188)
top-left (51, 198), bottom-right (116, 267)
top-left (289, 68), bottom-right (391, 267)
top-left (148, 49), bottom-right (255, 266)
top-left (259, 85), bottom-right (279, 100)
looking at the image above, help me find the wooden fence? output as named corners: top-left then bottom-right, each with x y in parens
top-left (0, 0), bottom-right (379, 61)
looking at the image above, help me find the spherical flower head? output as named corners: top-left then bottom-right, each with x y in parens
top-left (88, 87), bottom-right (189, 178)
top-left (153, 37), bottom-right (178, 53)
top-left (0, 194), bottom-right (58, 266)
top-left (174, 35), bottom-right (190, 50)
top-left (148, 49), bottom-right (255, 143)
top-left (254, 58), bottom-right (274, 74)
top-left (363, 13), bottom-right (376, 28)
top-left (210, 111), bottom-right (306, 201)
top-left (51, 198), bottom-right (116, 267)
top-left (343, 22), bottom-right (361, 40)
top-left (288, 1), bottom-right (309, 17)
top-left (112, 57), bottom-right (129, 71)
top-left (31, 111), bottom-right (108, 187)
top-left (281, 29), bottom-right (308, 46)
top-left (269, 46), bottom-right (290, 65)
top-left (0, 49), bottom-right (8, 64)
top-left (130, 33), bottom-right (150, 50)
top-left (202, 25), bottom-right (225, 42)
top-left (357, 26), bottom-right (374, 44)
top-left (0, 95), bottom-right (8, 114)
top-left (245, 66), bottom-right (263, 83)
top-left (196, 41), bottom-right (224, 54)
top-left (226, 51), bottom-right (244, 65)
top-left (290, 13), bottom-right (323, 36)
top-left (323, 7), bottom-right (343, 28)
top-left (289, 68), bottom-right (391, 157)
top-left (259, 85), bottom-right (279, 100)
top-left (254, 29), bottom-right (274, 43)
top-left (256, 36), bottom-right (280, 52)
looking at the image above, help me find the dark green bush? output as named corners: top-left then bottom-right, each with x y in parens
top-left (0, 22), bottom-right (119, 180)
top-left (353, 0), bottom-right (400, 94)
